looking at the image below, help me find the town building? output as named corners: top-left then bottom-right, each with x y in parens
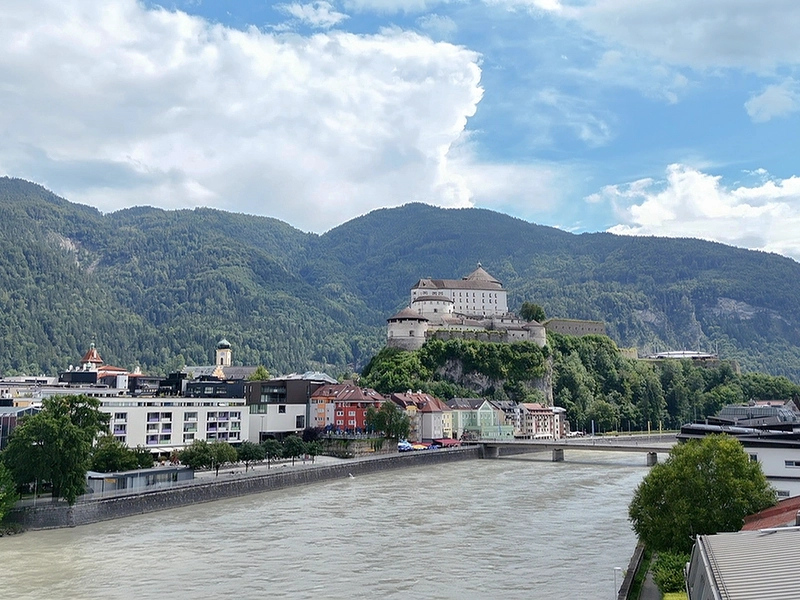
top-left (309, 381), bottom-right (385, 432)
top-left (447, 397), bottom-right (515, 440)
top-left (518, 403), bottom-right (568, 439)
top-left (390, 391), bottom-right (453, 442)
top-left (679, 422), bottom-right (800, 498)
top-left (244, 371), bottom-right (338, 442)
top-left (686, 528), bottom-right (800, 600)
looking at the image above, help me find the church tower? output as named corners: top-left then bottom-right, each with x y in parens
top-left (215, 338), bottom-right (232, 367)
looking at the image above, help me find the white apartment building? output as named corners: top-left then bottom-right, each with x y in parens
top-left (101, 398), bottom-right (248, 453)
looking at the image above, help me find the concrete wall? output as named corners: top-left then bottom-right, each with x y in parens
top-left (7, 447), bottom-right (482, 530)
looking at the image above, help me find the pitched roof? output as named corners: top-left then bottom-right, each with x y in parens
top-left (310, 381), bottom-right (385, 402)
top-left (742, 496), bottom-right (800, 530)
top-left (81, 344), bottom-right (103, 366)
top-left (463, 264), bottom-right (500, 284)
top-left (448, 397), bottom-right (485, 410)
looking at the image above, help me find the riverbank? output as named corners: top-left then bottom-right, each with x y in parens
top-left (6, 446), bottom-right (483, 530)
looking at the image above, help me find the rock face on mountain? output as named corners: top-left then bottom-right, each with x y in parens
top-left (2, 176), bottom-right (800, 380)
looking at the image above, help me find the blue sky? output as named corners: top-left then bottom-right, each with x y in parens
top-left (2, 1), bottom-right (800, 259)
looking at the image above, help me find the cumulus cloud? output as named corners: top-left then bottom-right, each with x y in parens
top-left (276, 1), bottom-right (349, 29)
top-left (591, 164), bottom-right (800, 259)
top-left (568, 0), bottom-right (800, 71)
top-left (745, 78), bottom-right (800, 122)
top-left (0, 0), bottom-right (493, 232)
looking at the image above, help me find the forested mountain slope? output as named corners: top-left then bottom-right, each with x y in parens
top-left (2, 177), bottom-right (799, 381)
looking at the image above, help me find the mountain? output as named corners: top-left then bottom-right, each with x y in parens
top-left (1, 177), bottom-right (800, 381)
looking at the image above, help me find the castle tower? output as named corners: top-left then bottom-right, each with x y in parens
top-left (387, 308), bottom-right (429, 351)
top-left (215, 338), bottom-right (232, 367)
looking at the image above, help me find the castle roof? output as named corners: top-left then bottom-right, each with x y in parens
top-left (463, 264), bottom-right (500, 284)
top-left (412, 295), bottom-right (454, 303)
top-left (387, 307), bottom-right (428, 322)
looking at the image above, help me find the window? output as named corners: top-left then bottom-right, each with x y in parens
top-left (296, 415), bottom-right (305, 428)
top-left (161, 412), bottom-right (172, 420)
top-left (777, 490), bottom-right (791, 498)
top-left (409, 330), bottom-right (415, 336)
top-left (278, 405), bottom-right (286, 414)
top-left (114, 412), bottom-right (127, 421)
top-left (785, 460), bottom-right (800, 468)
top-left (184, 412), bottom-right (198, 421)
top-left (749, 454), bottom-right (758, 462)
top-left (348, 411), bottom-right (356, 416)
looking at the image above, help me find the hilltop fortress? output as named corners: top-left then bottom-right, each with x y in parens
top-left (387, 265), bottom-right (546, 351)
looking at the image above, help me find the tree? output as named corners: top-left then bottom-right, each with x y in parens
top-left (365, 402), bottom-right (410, 440)
top-left (0, 463), bottom-right (19, 521)
top-left (248, 365), bottom-right (270, 381)
top-left (3, 394), bottom-right (109, 505)
top-left (236, 441), bottom-right (265, 472)
top-left (282, 435), bottom-right (306, 465)
top-left (519, 301), bottom-right (546, 323)
top-left (628, 435), bottom-right (776, 553)
top-left (261, 438), bottom-right (283, 468)
top-left (178, 440), bottom-right (212, 470)
top-left (305, 440), bottom-right (323, 463)
top-left (91, 435), bottom-right (138, 473)
top-left (132, 446), bottom-right (155, 469)
top-left (209, 441), bottom-right (237, 476)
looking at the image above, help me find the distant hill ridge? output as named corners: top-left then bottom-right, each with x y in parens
top-left (1, 176), bottom-right (800, 380)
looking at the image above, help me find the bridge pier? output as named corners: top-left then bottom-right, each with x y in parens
top-left (552, 449), bottom-right (564, 462)
top-left (481, 445), bottom-right (500, 459)
top-left (646, 452), bottom-right (658, 466)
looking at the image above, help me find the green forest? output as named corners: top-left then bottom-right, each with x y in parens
top-left (2, 176), bottom-right (800, 382)
top-left (361, 336), bottom-right (800, 432)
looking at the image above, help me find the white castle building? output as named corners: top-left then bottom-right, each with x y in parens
top-left (388, 264), bottom-right (546, 351)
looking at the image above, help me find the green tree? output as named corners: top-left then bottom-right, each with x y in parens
top-left (282, 435), bottom-right (306, 465)
top-left (132, 446), bottom-right (155, 469)
top-left (519, 301), bottom-right (546, 322)
top-left (248, 365), bottom-right (270, 381)
top-left (209, 441), bottom-right (237, 476)
top-left (305, 440), bottom-right (323, 463)
top-left (629, 435), bottom-right (776, 553)
top-left (366, 401), bottom-right (410, 440)
top-left (178, 440), bottom-right (212, 470)
top-left (236, 441), bottom-right (265, 472)
top-left (3, 395), bottom-right (109, 505)
top-left (0, 463), bottom-right (19, 521)
top-left (91, 435), bottom-right (138, 473)
top-left (261, 438), bottom-right (283, 468)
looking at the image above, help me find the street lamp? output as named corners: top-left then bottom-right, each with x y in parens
top-left (613, 567), bottom-right (622, 599)
top-left (260, 415), bottom-right (265, 442)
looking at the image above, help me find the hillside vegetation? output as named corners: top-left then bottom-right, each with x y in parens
top-left (2, 177), bottom-right (800, 381)
top-left (361, 336), bottom-right (800, 430)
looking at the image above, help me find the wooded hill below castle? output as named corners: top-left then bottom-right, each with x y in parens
top-left (2, 176), bottom-right (800, 382)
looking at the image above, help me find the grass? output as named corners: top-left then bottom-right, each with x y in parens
top-left (663, 593), bottom-right (687, 600)
top-left (627, 546), bottom-right (652, 600)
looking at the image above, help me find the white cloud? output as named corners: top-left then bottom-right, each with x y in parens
top-left (0, 0), bottom-right (491, 232)
top-left (277, 2), bottom-right (349, 29)
top-left (342, 0), bottom-right (445, 13)
top-left (745, 78), bottom-right (800, 122)
top-left (567, 0), bottom-right (800, 71)
top-left (593, 164), bottom-right (800, 259)
top-left (417, 14), bottom-right (458, 40)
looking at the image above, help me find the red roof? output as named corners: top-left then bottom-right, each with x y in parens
top-left (742, 496), bottom-right (800, 530)
top-left (80, 344), bottom-right (103, 365)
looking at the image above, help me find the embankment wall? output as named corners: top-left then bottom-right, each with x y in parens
top-left (7, 447), bottom-right (482, 530)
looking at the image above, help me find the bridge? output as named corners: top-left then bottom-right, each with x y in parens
top-left (473, 433), bottom-right (677, 465)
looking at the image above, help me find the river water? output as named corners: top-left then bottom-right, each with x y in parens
top-left (0, 451), bottom-right (647, 600)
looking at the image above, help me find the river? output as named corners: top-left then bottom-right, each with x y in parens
top-left (0, 450), bottom-right (648, 600)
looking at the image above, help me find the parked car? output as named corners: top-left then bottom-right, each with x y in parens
top-left (398, 440), bottom-right (413, 452)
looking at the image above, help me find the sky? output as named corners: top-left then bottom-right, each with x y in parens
top-left (2, 1), bottom-right (800, 260)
